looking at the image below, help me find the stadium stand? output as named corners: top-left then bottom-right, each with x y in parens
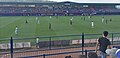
top-left (0, 2), bottom-right (120, 16)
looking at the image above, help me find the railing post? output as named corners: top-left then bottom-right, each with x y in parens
top-left (85, 50), bottom-right (87, 58)
top-left (43, 54), bottom-right (46, 58)
top-left (49, 37), bottom-right (51, 50)
top-left (82, 33), bottom-right (84, 55)
top-left (10, 36), bottom-right (13, 58)
top-left (112, 33), bottom-right (114, 44)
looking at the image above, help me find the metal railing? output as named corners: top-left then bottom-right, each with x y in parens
top-left (0, 32), bottom-right (120, 58)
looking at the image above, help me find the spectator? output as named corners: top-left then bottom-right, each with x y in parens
top-left (116, 49), bottom-right (120, 58)
top-left (96, 31), bottom-right (111, 58)
top-left (65, 55), bottom-right (72, 58)
top-left (106, 48), bottom-right (117, 58)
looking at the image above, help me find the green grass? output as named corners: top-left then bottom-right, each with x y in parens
top-left (0, 15), bottom-right (120, 41)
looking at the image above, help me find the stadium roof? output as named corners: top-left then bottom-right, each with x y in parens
top-left (0, 0), bottom-right (52, 3)
top-left (0, 1), bottom-right (120, 5)
top-left (0, 0), bottom-right (120, 3)
top-left (49, 0), bottom-right (120, 3)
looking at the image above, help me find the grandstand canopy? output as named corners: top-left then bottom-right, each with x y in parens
top-left (0, 0), bottom-right (52, 3)
top-left (49, 0), bottom-right (120, 3)
top-left (0, 0), bottom-right (120, 3)
top-left (0, 1), bottom-right (120, 5)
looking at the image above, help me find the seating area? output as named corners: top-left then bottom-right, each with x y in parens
top-left (0, 2), bottom-right (119, 16)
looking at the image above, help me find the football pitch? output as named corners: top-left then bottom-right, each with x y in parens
top-left (0, 15), bottom-right (120, 40)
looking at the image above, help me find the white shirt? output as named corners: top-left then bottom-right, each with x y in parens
top-left (70, 17), bottom-right (73, 21)
top-left (70, 18), bottom-right (73, 21)
top-left (91, 21), bottom-right (94, 27)
top-left (36, 38), bottom-right (39, 43)
top-left (15, 27), bottom-right (18, 30)
top-left (102, 18), bottom-right (104, 22)
top-left (50, 16), bottom-right (51, 19)
top-left (36, 17), bottom-right (38, 20)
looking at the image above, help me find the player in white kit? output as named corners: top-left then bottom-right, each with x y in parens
top-left (102, 17), bottom-right (104, 23)
top-left (91, 21), bottom-right (94, 28)
top-left (36, 17), bottom-right (38, 20)
top-left (15, 26), bottom-right (18, 35)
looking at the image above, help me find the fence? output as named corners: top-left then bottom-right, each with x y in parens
top-left (0, 33), bottom-right (120, 58)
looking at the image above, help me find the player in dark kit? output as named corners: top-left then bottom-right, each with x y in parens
top-left (70, 17), bottom-right (73, 25)
top-left (83, 17), bottom-right (85, 21)
top-left (49, 23), bottom-right (51, 30)
top-left (25, 20), bottom-right (28, 24)
top-left (110, 18), bottom-right (112, 22)
top-left (70, 19), bottom-right (72, 25)
top-left (105, 19), bottom-right (107, 24)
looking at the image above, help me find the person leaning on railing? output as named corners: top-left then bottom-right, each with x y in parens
top-left (96, 31), bottom-right (111, 58)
